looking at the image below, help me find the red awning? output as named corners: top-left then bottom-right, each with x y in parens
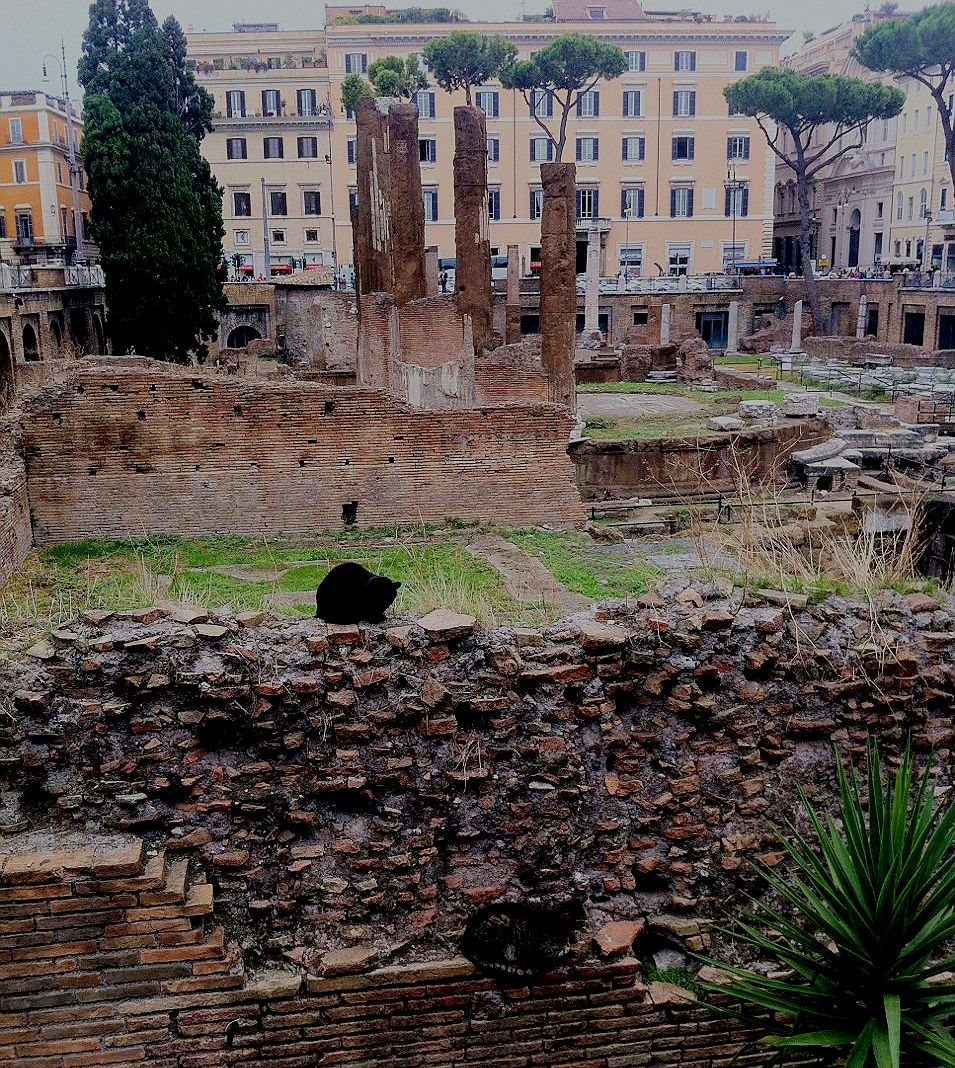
top-left (270, 264), bottom-right (292, 275)
top-left (238, 265), bottom-right (254, 273)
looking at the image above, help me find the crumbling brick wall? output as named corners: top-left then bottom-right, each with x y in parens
top-left (0, 591), bottom-right (952, 1066)
top-left (0, 420), bottom-right (31, 585)
top-left (18, 364), bottom-right (584, 540)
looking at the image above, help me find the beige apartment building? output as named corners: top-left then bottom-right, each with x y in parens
top-left (189, 2), bottom-right (787, 280)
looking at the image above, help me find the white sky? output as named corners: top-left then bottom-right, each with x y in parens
top-left (0, 0), bottom-right (942, 99)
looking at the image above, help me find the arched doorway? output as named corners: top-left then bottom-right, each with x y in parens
top-left (22, 323), bottom-right (39, 361)
top-left (227, 324), bottom-right (262, 348)
top-left (847, 208), bottom-right (861, 269)
top-left (0, 331), bottom-right (13, 410)
top-left (92, 314), bottom-right (105, 355)
top-left (49, 318), bottom-right (62, 356)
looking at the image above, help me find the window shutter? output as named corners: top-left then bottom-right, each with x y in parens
top-left (725, 187), bottom-right (731, 215)
top-left (621, 189), bottom-right (628, 215)
top-left (686, 189), bottom-right (694, 216)
top-left (638, 189), bottom-right (644, 217)
top-left (673, 91), bottom-right (679, 116)
top-left (530, 139), bottom-right (535, 161)
top-left (638, 137), bottom-right (644, 160)
top-left (547, 140), bottom-right (553, 161)
top-left (674, 51), bottom-right (680, 69)
top-left (741, 188), bottom-right (749, 216)
top-left (530, 190), bottom-right (536, 217)
top-left (743, 136), bottom-right (749, 158)
top-left (593, 92), bottom-right (599, 117)
top-left (688, 138), bottom-right (695, 160)
top-left (689, 92), bottom-right (696, 116)
top-left (671, 188), bottom-right (677, 216)
top-left (689, 52), bottom-right (696, 71)
top-left (622, 137), bottom-right (628, 161)
top-left (492, 94), bottom-right (499, 118)
top-left (576, 189), bottom-right (583, 217)
top-left (576, 95), bottom-right (583, 117)
top-left (727, 137), bottom-right (733, 159)
top-left (593, 190), bottom-right (599, 217)
top-left (593, 138), bottom-right (599, 161)
top-left (576, 139), bottom-right (582, 161)
top-left (672, 139), bottom-right (678, 161)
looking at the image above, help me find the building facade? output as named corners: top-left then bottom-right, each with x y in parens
top-left (188, 4), bottom-right (788, 280)
top-left (0, 91), bottom-right (93, 267)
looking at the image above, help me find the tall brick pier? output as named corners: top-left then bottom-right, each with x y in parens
top-left (453, 106), bottom-right (493, 355)
top-left (540, 162), bottom-right (578, 410)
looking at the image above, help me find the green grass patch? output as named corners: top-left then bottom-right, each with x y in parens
top-left (505, 530), bottom-right (662, 599)
top-left (641, 960), bottom-right (700, 992)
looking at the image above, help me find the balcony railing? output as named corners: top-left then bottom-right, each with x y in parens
top-left (66, 264), bottom-right (105, 287)
top-left (577, 273), bottom-right (743, 295)
top-left (900, 271), bottom-right (955, 290)
top-left (0, 264), bottom-right (33, 289)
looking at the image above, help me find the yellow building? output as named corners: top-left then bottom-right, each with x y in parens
top-left (0, 91), bottom-right (92, 265)
top-left (189, 3), bottom-right (788, 280)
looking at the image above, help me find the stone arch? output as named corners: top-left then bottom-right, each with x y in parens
top-left (22, 322), bottom-right (39, 361)
top-left (227, 324), bottom-right (262, 349)
top-left (92, 313), bottom-right (106, 355)
top-left (0, 329), bottom-right (13, 410)
top-left (49, 317), bottom-right (62, 356)
top-left (69, 308), bottom-right (90, 353)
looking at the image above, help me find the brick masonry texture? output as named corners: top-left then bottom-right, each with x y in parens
top-left (18, 364), bottom-right (584, 541)
top-left (453, 107), bottom-right (493, 356)
top-left (0, 420), bottom-right (32, 585)
top-left (1, 591), bottom-right (953, 1065)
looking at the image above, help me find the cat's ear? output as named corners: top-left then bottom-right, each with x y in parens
top-left (393, 580), bottom-right (402, 588)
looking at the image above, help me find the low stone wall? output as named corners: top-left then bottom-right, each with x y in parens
top-left (569, 420), bottom-right (828, 500)
top-left (713, 367), bottom-right (775, 392)
top-left (803, 336), bottom-right (955, 368)
top-left (19, 363), bottom-right (584, 541)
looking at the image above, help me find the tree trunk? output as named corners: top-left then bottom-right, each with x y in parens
top-left (795, 166), bottom-right (822, 333)
top-left (931, 85), bottom-right (955, 205)
top-left (555, 100), bottom-right (571, 162)
top-left (464, 82), bottom-right (472, 107)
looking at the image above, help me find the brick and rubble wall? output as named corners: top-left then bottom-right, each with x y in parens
top-left (0, 417), bottom-right (32, 585)
top-left (1, 590), bottom-right (953, 1066)
top-left (18, 363), bottom-right (584, 541)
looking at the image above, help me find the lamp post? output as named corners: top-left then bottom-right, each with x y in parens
top-left (42, 42), bottom-right (85, 265)
top-left (922, 210), bottom-right (933, 274)
top-left (725, 167), bottom-right (744, 274)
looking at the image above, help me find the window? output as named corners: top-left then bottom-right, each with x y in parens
top-left (297, 89), bottom-right (317, 116)
top-left (668, 242), bottom-right (691, 275)
top-left (626, 50), bottom-right (645, 71)
top-left (671, 187), bottom-right (694, 217)
top-left (622, 135), bottom-right (645, 161)
top-left (734, 50), bottom-right (747, 71)
top-left (264, 137), bottom-right (284, 159)
top-left (419, 138), bottom-right (437, 164)
top-left (894, 240), bottom-right (901, 257)
top-left (15, 211), bottom-right (33, 242)
top-left (13, 159), bottom-right (26, 183)
top-left (530, 136), bottom-right (553, 162)
top-left (673, 90), bottom-right (696, 117)
top-left (619, 244), bottom-right (643, 272)
top-left (832, 208), bottom-right (838, 226)
top-left (304, 190), bottom-right (321, 215)
top-left (725, 184), bottom-right (748, 217)
top-left (923, 150), bottom-right (929, 175)
top-left (876, 200), bottom-right (883, 220)
top-left (476, 90), bottom-right (499, 117)
top-left (911, 153), bottom-right (916, 176)
top-left (589, 6), bottom-right (606, 17)
top-left (577, 90), bottom-right (599, 117)
top-left (347, 138), bottom-right (357, 165)
top-left (345, 52), bottom-right (367, 74)
top-left (882, 119), bottom-right (889, 140)
top-left (576, 187), bottom-right (599, 219)
top-left (489, 188), bottom-right (501, 220)
top-left (530, 188), bottom-right (543, 219)
top-left (235, 229), bottom-right (250, 246)
top-left (226, 137), bottom-right (247, 160)
top-left (349, 187), bottom-right (358, 215)
top-left (727, 135), bottom-right (749, 160)
top-left (416, 90), bottom-right (436, 118)
top-left (621, 187), bottom-right (644, 218)
top-left (271, 229), bottom-right (286, 243)
top-left (623, 90), bottom-right (641, 117)
top-left (531, 90), bottom-right (553, 118)
top-left (728, 97), bottom-right (744, 116)
top-left (913, 108), bottom-right (919, 130)
top-left (897, 191), bottom-right (903, 220)
top-left (672, 135), bottom-right (694, 161)
top-left (674, 50), bottom-right (696, 71)
top-left (422, 188), bottom-right (438, 221)
top-left (226, 90), bottom-right (246, 117)
top-left (576, 136), bottom-right (598, 162)
top-left (262, 89), bottom-right (281, 116)
top-left (942, 188), bottom-right (949, 210)
top-left (268, 57), bottom-right (281, 69)
top-left (233, 191), bottom-right (252, 216)
top-left (298, 136), bottom-right (318, 158)
top-left (907, 196), bottom-right (914, 220)
top-left (874, 232), bottom-right (883, 259)
top-left (270, 191), bottom-right (287, 216)
top-left (901, 113), bottom-right (907, 134)
top-left (8, 118), bottom-right (22, 144)
top-left (487, 135), bottom-right (500, 163)
top-left (0, 212), bottom-right (5, 239)
top-left (305, 228), bottom-right (320, 242)
top-left (722, 244), bottom-right (745, 269)
top-left (920, 187), bottom-right (928, 218)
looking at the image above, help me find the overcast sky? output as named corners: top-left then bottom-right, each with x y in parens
top-left (0, 0), bottom-right (938, 99)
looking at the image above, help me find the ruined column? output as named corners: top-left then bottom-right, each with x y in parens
top-left (353, 97), bottom-right (427, 306)
top-left (660, 304), bottom-right (672, 345)
top-left (583, 227), bottom-right (601, 338)
top-left (425, 246), bottom-right (439, 295)
top-left (856, 295), bottom-right (868, 338)
top-left (453, 106), bottom-right (492, 354)
top-left (726, 301), bottom-right (739, 354)
top-left (505, 243), bottom-right (521, 344)
top-left (539, 162), bottom-right (577, 410)
top-left (790, 299), bottom-right (804, 352)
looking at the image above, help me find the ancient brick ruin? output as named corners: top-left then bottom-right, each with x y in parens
top-left (2, 587), bottom-right (952, 1066)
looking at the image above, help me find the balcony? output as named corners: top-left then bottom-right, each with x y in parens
top-left (576, 273), bottom-right (743, 295)
top-left (213, 109), bottom-right (330, 130)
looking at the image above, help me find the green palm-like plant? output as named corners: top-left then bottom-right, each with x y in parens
top-left (702, 742), bottom-right (955, 1068)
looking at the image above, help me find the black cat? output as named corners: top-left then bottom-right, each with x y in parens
top-left (460, 899), bottom-right (587, 980)
top-left (315, 561), bottom-right (401, 625)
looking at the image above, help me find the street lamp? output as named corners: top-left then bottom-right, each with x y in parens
top-left (922, 211), bottom-right (934, 274)
top-left (725, 167), bottom-right (745, 274)
top-left (42, 42), bottom-right (85, 264)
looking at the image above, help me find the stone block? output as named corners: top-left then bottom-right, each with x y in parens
top-left (416, 609), bottom-right (476, 641)
top-left (707, 415), bottom-right (743, 432)
top-left (783, 393), bottom-right (820, 417)
top-left (737, 400), bottom-right (778, 424)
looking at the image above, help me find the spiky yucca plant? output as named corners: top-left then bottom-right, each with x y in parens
top-left (703, 743), bottom-right (955, 1067)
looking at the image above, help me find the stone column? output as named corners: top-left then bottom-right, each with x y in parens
top-left (790, 299), bottom-right (803, 352)
top-left (353, 97), bottom-right (427, 306)
top-left (425, 246), bottom-right (439, 295)
top-left (539, 162), bottom-right (577, 410)
top-left (583, 226), bottom-right (601, 337)
top-left (726, 301), bottom-right (739, 354)
top-left (660, 304), bottom-right (672, 345)
top-left (505, 243), bottom-right (521, 344)
top-left (453, 106), bottom-right (492, 354)
top-left (856, 294), bottom-right (868, 338)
